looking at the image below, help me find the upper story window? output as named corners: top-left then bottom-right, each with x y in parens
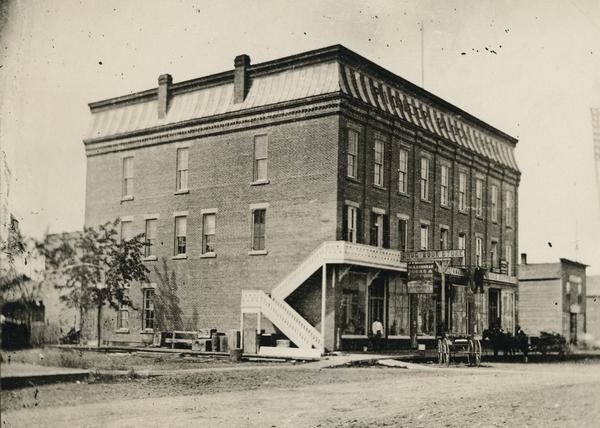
top-left (398, 217), bottom-right (409, 251)
top-left (373, 140), bottom-right (384, 187)
top-left (458, 172), bottom-right (467, 212)
top-left (475, 236), bottom-right (483, 267)
top-left (490, 240), bottom-right (498, 270)
top-left (253, 135), bottom-right (268, 182)
top-left (491, 185), bottom-right (498, 222)
top-left (202, 213), bottom-right (216, 255)
top-left (505, 190), bottom-right (513, 227)
top-left (458, 233), bottom-right (466, 266)
top-left (144, 218), bottom-right (157, 258)
top-left (505, 243), bottom-right (513, 276)
top-left (345, 206), bottom-right (358, 243)
top-left (122, 156), bottom-right (134, 198)
top-left (120, 220), bottom-right (133, 243)
top-left (370, 212), bottom-right (385, 247)
top-left (347, 129), bottom-right (359, 179)
top-left (475, 179), bottom-right (483, 218)
top-left (420, 223), bottom-right (429, 250)
top-left (252, 208), bottom-right (266, 251)
top-left (440, 165), bottom-right (449, 207)
top-left (440, 227), bottom-right (449, 250)
top-left (420, 157), bottom-right (430, 201)
top-left (398, 148), bottom-right (408, 194)
top-left (174, 216), bottom-right (187, 256)
top-left (176, 148), bottom-right (189, 191)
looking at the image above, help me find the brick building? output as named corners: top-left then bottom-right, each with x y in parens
top-left (585, 275), bottom-right (599, 343)
top-left (518, 255), bottom-right (587, 344)
top-left (83, 45), bottom-right (520, 355)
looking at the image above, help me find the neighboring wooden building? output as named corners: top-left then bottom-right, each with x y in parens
top-left (586, 275), bottom-right (600, 342)
top-left (518, 254), bottom-right (587, 344)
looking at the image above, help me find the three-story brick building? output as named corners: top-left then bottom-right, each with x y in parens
top-left (83, 45), bottom-right (520, 355)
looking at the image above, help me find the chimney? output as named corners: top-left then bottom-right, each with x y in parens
top-left (521, 253), bottom-right (527, 265)
top-left (157, 73), bottom-right (172, 119)
top-left (233, 54), bottom-right (251, 104)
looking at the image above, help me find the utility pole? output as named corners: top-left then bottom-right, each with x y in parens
top-left (420, 21), bottom-right (425, 89)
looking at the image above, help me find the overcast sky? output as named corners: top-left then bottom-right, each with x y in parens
top-left (1, 0), bottom-right (600, 273)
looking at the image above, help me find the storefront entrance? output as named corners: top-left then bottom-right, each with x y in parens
top-left (488, 288), bottom-right (501, 329)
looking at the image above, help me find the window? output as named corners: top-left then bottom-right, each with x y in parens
top-left (117, 302), bottom-right (129, 330)
top-left (120, 220), bottom-right (133, 243)
top-left (490, 241), bottom-right (498, 270)
top-left (491, 185), bottom-right (498, 222)
top-left (475, 179), bottom-right (483, 217)
top-left (176, 148), bottom-right (189, 191)
top-left (340, 272), bottom-right (367, 336)
top-left (144, 218), bottom-right (157, 257)
top-left (420, 157), bottom-right (429, 201)
top-left (475, 237), bottom-right (483, 267)
top-left (458, 233), bottom-right (466, 266)
top-left (440, 227), bottom-right (449, 250)
top-left (252, 209), bottom-right (266, 251)
top-left (398, 217), bottom-right (408, 251)
top-left (420, 224), bottom-right (429, 250)
top-left (142, 288), bottom-right (154, 330)
top-left (346, 206), bottom-right (358, 243)
top-left (398, 149), bottom-right (408, 194)
top-left (440, 165), bottom-right (449, 206)
top-left (174, 216), bottom-right (187, 255)
top-left (458, 172), bottom-right (467, 211)
top-left (253, 135), bottom-right (268, 182)
top-left (347, 129), bottom-right (359, 179)
top-left (505, 243), bottom-right (513, 275)
top-left (505, 190), bottom-right (513, 227)
top-left (122, 156), bottom-right (133, 197)
top-left (202, 213), bottom-right (216, 254)
top-left (373, 140), bottom-right (384, 187)
top-left (370, 213), bottom-right (384, 247)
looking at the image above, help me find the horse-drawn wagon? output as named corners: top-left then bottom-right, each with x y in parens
top-left (437, 336), bottom-right (482, 367)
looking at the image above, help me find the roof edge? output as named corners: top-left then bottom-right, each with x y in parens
top-left (87, 44), bottom-right (518, 143)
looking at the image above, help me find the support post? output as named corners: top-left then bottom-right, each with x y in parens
top-left (321, 264), bottom-right (327, 355)
top-left (441, 271), bottom-right (446, 329)
top-left (240, 310), bottom-right (244, 351)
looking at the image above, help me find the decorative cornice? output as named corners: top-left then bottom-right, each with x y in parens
top-left (85, 99), bottom-right (341, 156)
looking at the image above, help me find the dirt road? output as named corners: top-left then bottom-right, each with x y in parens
top-left (3, 361), bottom-right (600, 427)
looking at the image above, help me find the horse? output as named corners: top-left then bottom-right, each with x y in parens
top-left (483, 327), bottom-right (530, 358)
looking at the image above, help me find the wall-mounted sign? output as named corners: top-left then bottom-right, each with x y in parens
top-left (499, 259), bottom-right (508, 275)
top-left (404, 249), bottom-right (465, 261)
top-left (570, 304), bottom-right (581, 314)
top-left (407, 281), bottom-right (434, 294)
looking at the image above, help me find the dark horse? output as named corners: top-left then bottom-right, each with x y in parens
top-left (483, 326), bottom-right (529, 357)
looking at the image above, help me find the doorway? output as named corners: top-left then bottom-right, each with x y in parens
top-left (569, 313), bottom-right (578, 345)
top-left (488, 288), bottom-right (501, 329)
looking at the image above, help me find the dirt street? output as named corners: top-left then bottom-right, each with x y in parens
top-left (3, 360), bottom-right (600, 427)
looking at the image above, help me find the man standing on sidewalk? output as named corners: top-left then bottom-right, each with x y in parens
top-left (371, 319), bottom-right (384, 352)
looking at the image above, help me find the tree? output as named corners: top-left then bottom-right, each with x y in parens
top-left (40, 220), bottom-right (149, 346)
top-left (153, 258), bottom-right (184, 331)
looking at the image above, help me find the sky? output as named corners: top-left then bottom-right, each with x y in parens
top-left (1, 0), bottom-right (600, 273)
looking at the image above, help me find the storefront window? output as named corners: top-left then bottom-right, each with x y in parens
top-left (340, 272), bottom-right (367, 335)
top-left (501, 290), bottom-right (515, 334)
top-left (388, 276), bottom-right (410, 336)
top-left (451, 286), bottom-right (467, 335)
top-left (417, 294), bottom-right (436, 336)
top-left (474, 291), bottom-right (487, 335)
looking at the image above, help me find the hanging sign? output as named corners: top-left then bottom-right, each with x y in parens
top-left (407, 262), bottom-right (434, 293)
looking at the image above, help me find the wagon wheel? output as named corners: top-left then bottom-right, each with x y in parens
top-left (437, 339), bottom-right (444, 365)
top-left (442, 338), bottom-right (451, 367)
top-left (467, 338), bottom-right (475, 366)
top-left (474, 339), bottom-right (482, 367)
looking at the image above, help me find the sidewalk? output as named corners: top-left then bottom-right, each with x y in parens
top-left (1, 363), bottom-right (90, 389)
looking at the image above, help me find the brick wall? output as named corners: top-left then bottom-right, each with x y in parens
top-left (85, 115), bottom-right (340, 344)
